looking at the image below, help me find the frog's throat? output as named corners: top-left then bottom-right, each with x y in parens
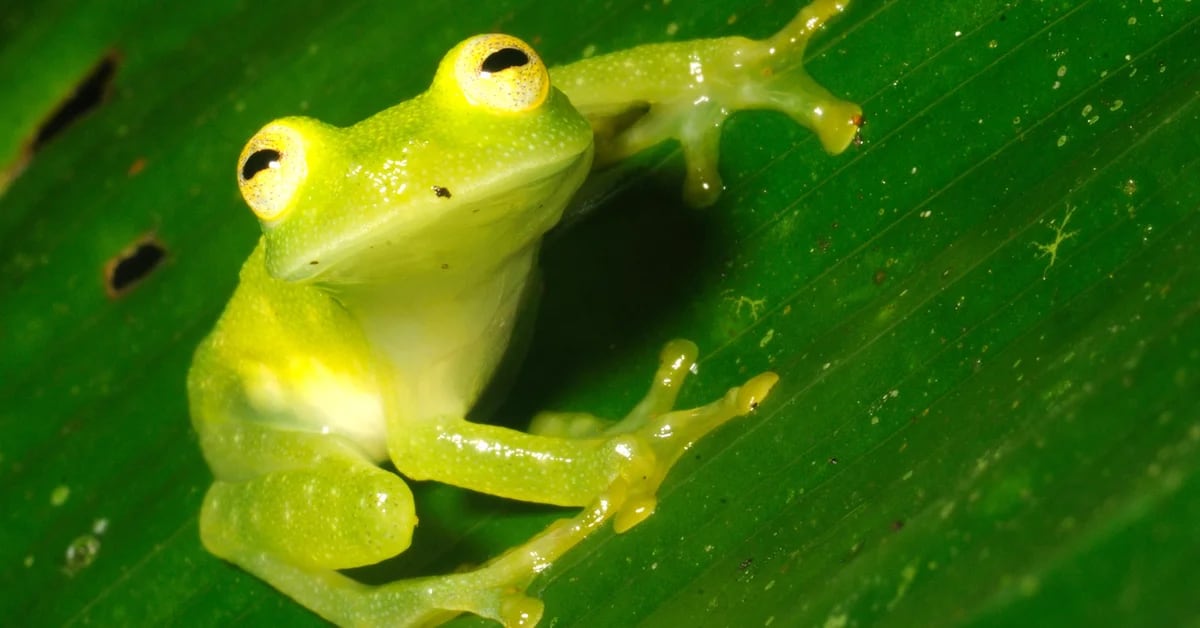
top-left (332, 246), bottom-right (538, 422)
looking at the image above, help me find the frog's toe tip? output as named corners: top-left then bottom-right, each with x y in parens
top-left (660, 339), bottom-right (700, 370)
top-left (500, 594), bottom-right (544, 627)
top-left (682, 174), bottom-right (724, 208)
top-left (614, 496), bottom-right (658, 534)
top-left (738, 372), bottom-right (779, 412)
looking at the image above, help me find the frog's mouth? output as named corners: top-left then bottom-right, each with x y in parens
top-left (277, 147), bottom-right (594, 285)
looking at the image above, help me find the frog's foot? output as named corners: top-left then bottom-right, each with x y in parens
top-left (365, 569), bottom-right (545, 628)
top-left (606, 340), bottom-right (777, 532)
top-left (366, 492), bottom-right (622, 627)
top-left (228, 546), bottom-right (546, 628)
top-left (592, 0), bottom-right (862, 206)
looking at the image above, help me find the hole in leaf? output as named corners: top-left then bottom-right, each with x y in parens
top-left (105, 235), bottom-right (166, 298)
top-left (34, 52), bottom-right (120, 152)
top-left (2, 52), bottom-right (120, 193)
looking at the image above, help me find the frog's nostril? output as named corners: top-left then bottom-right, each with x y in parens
top-left (242, 149), bottom-right (282, 181)
top-left (481, 48), bottom-right (530, 74)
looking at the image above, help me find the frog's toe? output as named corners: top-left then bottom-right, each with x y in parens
top-left (616, 338), bottom-right (698, 431)
top-left (737, 372), bottom-right (779, 413)
top-left (676, 105), bottom-right (729, 207)
top-left (607, 355), bottom-right (776, 534)
top-left (613, 494), bottom-right (658, 534)
top-left (498, 592), bottom-right (544, 627)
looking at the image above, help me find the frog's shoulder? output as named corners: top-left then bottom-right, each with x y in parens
top-left (190, 238), bottom-right (389, 460)
top-left (214, 240), bottom-right (351, 345)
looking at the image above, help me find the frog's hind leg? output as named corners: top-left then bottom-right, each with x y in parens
top-left (226, 549), bottom-right (540, 628)
top-left (215, 480), bottom-right (613, 627)
top-left (244, 492), bottom-right (618, 628)
top-left (196, 423), bottom-right (431, 625)
top-left (196, 422), bottom-right (549, 626)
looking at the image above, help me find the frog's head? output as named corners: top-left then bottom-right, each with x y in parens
top-left (236, 34), bottom-right (594, 285)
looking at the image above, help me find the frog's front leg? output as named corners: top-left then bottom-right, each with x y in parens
top-left (552, 0), bottom-right (861, 206)
top-left (388, 340), bottom-right (776, 579)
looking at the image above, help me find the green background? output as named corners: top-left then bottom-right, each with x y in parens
top-left (2, 0), bottom-right (1198, 625)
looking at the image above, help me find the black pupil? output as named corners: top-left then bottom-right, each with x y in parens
top-left (481, 47), bottom-right (529, 74)
top-left (242, 149), bottom-right (281, 180)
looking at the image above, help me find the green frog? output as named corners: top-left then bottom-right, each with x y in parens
top-left (188, 2), bottom-right (859, 625)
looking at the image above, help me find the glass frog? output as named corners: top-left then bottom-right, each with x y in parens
top-left (188, 1), bottom-right (860, 625)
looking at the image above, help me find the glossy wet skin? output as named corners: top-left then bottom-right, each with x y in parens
top-left (189, 3), bottom-right (860, 626)
top-left (238, 36), bottom-right (594, 285)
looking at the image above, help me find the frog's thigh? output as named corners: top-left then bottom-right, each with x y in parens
top-left (199, 426), bottom-right (416, 571)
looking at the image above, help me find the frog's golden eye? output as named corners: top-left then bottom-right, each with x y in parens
top-left (237, 123), bottom-right (307, 222)
top-left (455, 34), bottom-right (549, 112)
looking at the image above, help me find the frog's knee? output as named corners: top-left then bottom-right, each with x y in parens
top-left (201, 468), bottom-right (416, 570)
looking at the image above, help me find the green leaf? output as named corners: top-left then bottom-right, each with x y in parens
top-left (2, 1), bottom-right (1197, 626)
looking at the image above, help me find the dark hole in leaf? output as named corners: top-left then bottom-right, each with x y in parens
top-left (481, 47), bottom-right (529, 73)
top-left (106, 237), bottom-right (166, 297)
top-left (242, 149), bottom-right (281, 181)
top-left (33, 52), bottom-right (119, 153)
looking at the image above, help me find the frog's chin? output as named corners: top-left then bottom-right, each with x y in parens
top-left (277, 148), bottom-right (593, 286)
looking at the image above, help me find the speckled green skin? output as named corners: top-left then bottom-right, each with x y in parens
top-left (188, 2), bottom-right (857, 626)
